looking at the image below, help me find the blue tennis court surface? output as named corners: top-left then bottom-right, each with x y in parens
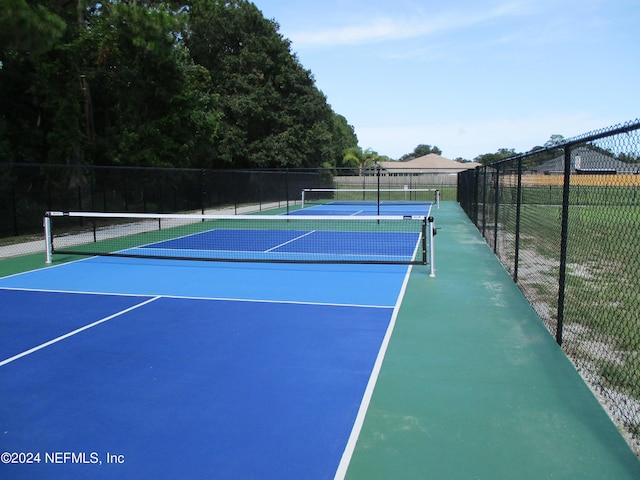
top-left (135, 228), bottom-right (421, 262)
top-left (0, 201), bottom-right (429, 478)
top-left (1, 286), bottom-right (396, 478)
top-left (0, 250), bottom-right (414, 478)
top-left (291, 201), bottom-right (432, 217)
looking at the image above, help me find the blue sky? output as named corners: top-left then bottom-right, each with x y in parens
top-left (254, 0), bottom-right (639, 160)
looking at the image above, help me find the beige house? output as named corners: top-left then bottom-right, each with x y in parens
top-left (375, 154), bottom-right (481, 176)
top-left (338, 154), bottom-right (481, 189)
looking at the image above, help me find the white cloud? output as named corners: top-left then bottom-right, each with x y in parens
top-left (290, 17), bottom-right (419, 46)
top-left (289, 1), bottom-right (532, 47)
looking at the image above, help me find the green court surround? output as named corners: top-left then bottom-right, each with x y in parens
top-left (345, 202), bottom-right (640, 479)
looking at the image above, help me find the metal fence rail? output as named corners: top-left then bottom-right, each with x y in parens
top-left (458, 119), bottom-right (640, 455)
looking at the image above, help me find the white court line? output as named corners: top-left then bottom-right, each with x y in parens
top-left (0, 286), bottom-right (151, 298)
top-left (156, 294), bottom-right (396, 310)
top-left (0, 286), bottom-right (396, 310)
top-left (333, 263), bottom-right (415, 480)
top-left (264, 230), bottom-right (316, 252)
top-left (0, 296), bottom-right (161, 367)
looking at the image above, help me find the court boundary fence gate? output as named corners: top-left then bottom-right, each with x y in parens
top-left (458, 119), bottom-right (640, 455)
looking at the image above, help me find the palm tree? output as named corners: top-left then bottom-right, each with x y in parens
top-left (343, 146), bottom-right (379, 175)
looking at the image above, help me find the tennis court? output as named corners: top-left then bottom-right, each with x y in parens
top-left (0, 199), bottom-right (431, 479)
top-left (2, 200), bottom-right (639, 479)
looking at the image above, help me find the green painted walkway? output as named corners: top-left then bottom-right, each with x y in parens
top-left (345, 202), bottom-right (640, 479)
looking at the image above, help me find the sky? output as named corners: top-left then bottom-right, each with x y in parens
top-left (254, 0), bottom-right (639, 160)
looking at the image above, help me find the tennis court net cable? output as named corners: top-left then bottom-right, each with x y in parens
top-left (44, 211), bottom-right (436, 274)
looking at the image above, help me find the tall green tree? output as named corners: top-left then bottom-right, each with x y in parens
top-left (399, 144), bottom-right (442, 161)
top-left (474, 148), bottom-right (518, 165)
top-left (186, 0), bottom-right (340, 168)
top-left (0, 0), bottom-right (67, 163)
top-left (0, 0), bottom-right (66, 58)
top-left (1, 0), bottom-right (354, 170)
top-left (80, 2), bottom-right (207, 166)
top-left (322, 113), bottom-right (358, 169)
top-left (1, 0), bottom-right (222, 167)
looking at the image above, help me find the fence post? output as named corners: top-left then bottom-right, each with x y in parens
top-left (156, 174), bottom-right (163, 213)
top-left (493, 165), bottom-right (500, 254)
top-left (11, 185), bottom-right (18, 236)
top-left (285, 169), bottom-right (290, 214)
top-left (231, 170), bottom-right (237, 215)
top-left (556, 145), bottom-right (572, 345)
top-left (124, 174), bottom-right (130, 211)
top-left (142, 182), bottom-right (147, 212)
top-left (513, 158), bottom-right (522, 283)
top-left (200, 169), bottom-right (206, 215)
top-left (481, 166), bottom-right (488, 237)
top-left (473, 168), bottom-right (480, 226)
top-left (102, 180), bottom-right (107, 212)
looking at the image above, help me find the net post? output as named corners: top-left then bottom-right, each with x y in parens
top-left (421, 217), bottom-right (427, 264)
top-left (435, 189), bottom-right (440, 209)
top-left (428, 216), bottom-right (435, 277)
top-left (200, 169), bottom-right (206, 216)
top-left (376, 163), bottom-right (380, 217)
top-left (301, 189), bottom-right (306, 208)
top-left (44, 212), bottom-right (53, 264)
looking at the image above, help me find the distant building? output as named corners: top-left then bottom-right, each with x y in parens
top-left (371, 154), bottom-right (482, 176)
top-left (530, 147), bottom-right (637, 175)
top-left (336, 154), bottom-right (481, 189)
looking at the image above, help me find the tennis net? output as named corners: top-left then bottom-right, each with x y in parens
top-left (44, 211), bottom-right (435, 272)
top-left (300, 188), bottom-right (440, 209)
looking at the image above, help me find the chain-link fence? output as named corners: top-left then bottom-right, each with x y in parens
top-left (0, 165), bottom-right (331, 239)
top-left (0, 165), bottom-right (453, 255)
top-left (458, 119), bottom-right (640, 454)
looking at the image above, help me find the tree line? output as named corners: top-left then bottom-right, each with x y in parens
top-left (0, 0), bottom-right (359, 170)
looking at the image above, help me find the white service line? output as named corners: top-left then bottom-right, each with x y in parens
top-left (0, 296), bottom-right (161, 367)
top-left (264, 230), bottom-right (316, 252)
top-left (0, 287), bottom-right (398, 309)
